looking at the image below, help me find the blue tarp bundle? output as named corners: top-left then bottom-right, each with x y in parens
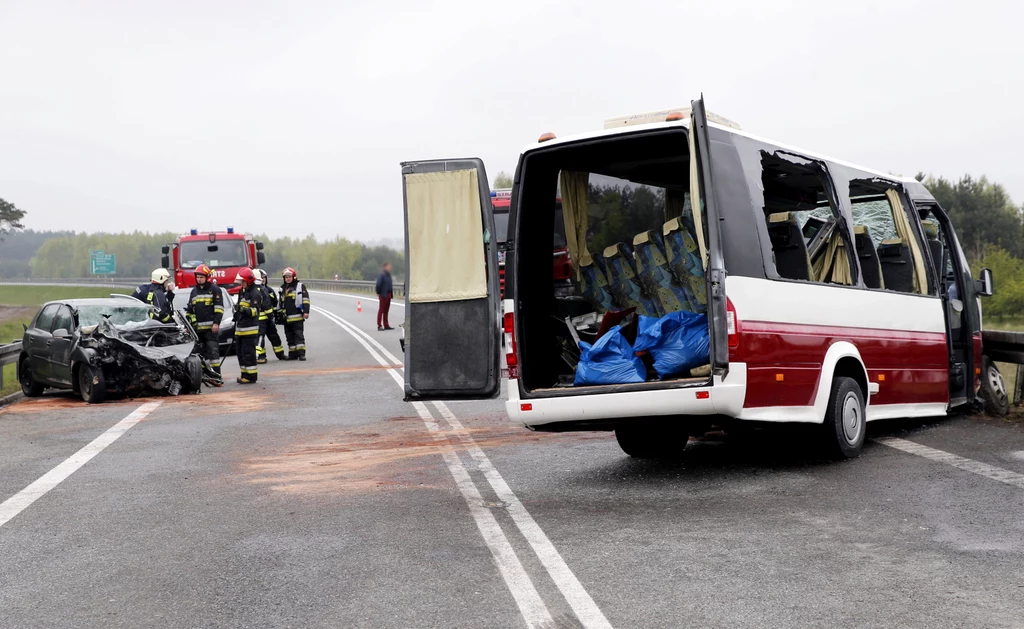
top-left (634, 311), bottom-right (710, 380)
top-left (573, 325), bottom-right (646, 386)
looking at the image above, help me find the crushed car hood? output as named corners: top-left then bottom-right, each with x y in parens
top-left (83, 318), bottom-right (195, 365)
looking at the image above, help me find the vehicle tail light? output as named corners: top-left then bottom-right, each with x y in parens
top-left (726, 298), bottom-right (739, 349)
top-left (504, 311), bottom-right (518, 379)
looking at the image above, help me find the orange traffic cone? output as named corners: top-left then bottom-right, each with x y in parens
top-left (357, 301), bottom-right (362, 312)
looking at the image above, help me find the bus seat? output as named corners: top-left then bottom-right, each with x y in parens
top-left (578, 254), bottom-right (617, 313)
top-left (921, 219), bottom-right (945, 293)
top-left (632, 230), bottom-right (699, 314)
top-left (766, 212), bottom-right (812, 281)
top-left (853, 225), bottom-right (884, 289)
top-left (878, 238), bottom-right (914, 292)
top-left (662, 218), bottom-right (707, 313)
top-left (602, 243), bottom-right (661, 317)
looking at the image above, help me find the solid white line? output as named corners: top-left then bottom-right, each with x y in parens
top-left (309, 290), bottom-right (406, 307)
top-left (313, 305), bottom-right (555, 626)
top-left (0, 401), bottom-right (162, 529)
top-left (432, 401), bottom-right (614, 629)
top-left (876, 437), bottom-right (1024, 490)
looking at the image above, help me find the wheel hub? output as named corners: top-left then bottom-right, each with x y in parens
top-left (842, 392), bottom-right (862, 444)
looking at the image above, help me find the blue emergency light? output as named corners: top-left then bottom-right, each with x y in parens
top-left (490, 191), bottom-right (496, 197)
top-left (190, 229), bottom-right (198, 235)
top-left (227, 227), bottom-right (234, 234)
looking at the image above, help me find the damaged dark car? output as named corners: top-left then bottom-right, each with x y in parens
top-left (18, 298), bottom-right (212, 403)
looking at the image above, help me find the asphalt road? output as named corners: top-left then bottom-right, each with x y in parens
top-left (2, 291), bottom-right (1023, 628)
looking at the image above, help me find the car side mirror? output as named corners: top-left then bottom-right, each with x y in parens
top-left (53, 328), bottom-right (70, 338)
top-left (976, 268), bottom-right (993, 297)
top-left (161, 255), bottom-right (170, 269)
top-left (161, 245), bottom-right (170, 255)
top-left (257, 251), bottom-right (266, 265)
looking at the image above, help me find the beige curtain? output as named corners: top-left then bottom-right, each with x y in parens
top-left (405, 169), bottom-right (487, 303)
top-left (665, 189), bottom-right (686, 223)
top-left (559, 171), bottom-right (592, 279)
top-left (812, 230), bottom-right (853, 286)
top-left (687, 119), bottom-right (709, 270)
top-left (886, 189), bottom-right (928, 294)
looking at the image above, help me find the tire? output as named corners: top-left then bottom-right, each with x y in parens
top-left (821, 376), bottom-right (866, 459)
top-left (19, 358), bottom-right (44, 397)
top-left (981, 356), bottom-right (1009, 416)
top-left (186, 355), bottom-right (203, 394)
top-left (615, 424), bottom-right (689, 459)
top-left (78, 363), bottom-right (106, 404)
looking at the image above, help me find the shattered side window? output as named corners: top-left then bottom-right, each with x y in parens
top-left (77, 305), bottom-right (153, 327)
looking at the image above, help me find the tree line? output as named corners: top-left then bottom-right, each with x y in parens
top-left (1, 230), bottom-right (404, 282)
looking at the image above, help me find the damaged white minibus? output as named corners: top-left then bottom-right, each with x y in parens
top-left (400, 97), bottom-right (994, 459)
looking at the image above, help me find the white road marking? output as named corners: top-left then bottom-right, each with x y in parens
top-left (877, 437), bottom-right (1024, 490)
top-left (0, 401), bottom-right (162, 529)
top-left (313, 305), bottom-right (556, 626)
top-left (314, 302), bottom-right (613, 627)
top-left (309, 290), bottom-right (405, 307)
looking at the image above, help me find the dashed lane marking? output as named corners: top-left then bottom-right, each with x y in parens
top-left (876, 437), bottom-right (1024, 490)
top-left (0, 401), bottom-right (162, 529)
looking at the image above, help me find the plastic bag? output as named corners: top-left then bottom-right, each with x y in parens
top-left (574, 325), bottom-right (646, 386)
top-left (634, 311), bottom-right (710, 379)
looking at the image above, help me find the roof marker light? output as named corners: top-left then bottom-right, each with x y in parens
top-left (538, 132), bottom-right (556, 142)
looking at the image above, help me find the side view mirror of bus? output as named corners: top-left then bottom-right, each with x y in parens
top-left (161, 255), bottom-right (170, 269)
top-left (976, 268), bottom-right (994, 297)
top-left (161, 245), bottom-right (170, 255)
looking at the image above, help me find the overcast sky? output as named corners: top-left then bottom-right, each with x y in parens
top-left (1, 0), bottom-right (1022, 242)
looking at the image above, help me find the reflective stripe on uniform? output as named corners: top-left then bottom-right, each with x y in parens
top-left (240, 366), bottom-right (258, 375)
top-left (195, 321), bottom-right (214, 329)
top-left (236, 326), bottom-right (260, 336)
top-left (295, 344), bottom-right (306, 351)
top-left (214, 307), bottom-right (224, 314)
top-left (286, 314), bottom-right (304, 322)
top-left (273, 345), bottom-right (284, 353)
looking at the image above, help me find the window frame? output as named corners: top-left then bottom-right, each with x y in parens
top-left (33, 304), bottom-right (60, 332)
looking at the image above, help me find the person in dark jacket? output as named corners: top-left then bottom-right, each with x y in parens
top-left (255, 269), bottom-right (286, 362)
top-left (234, 268), bottom-right (262, 384)
top-left (185, 264), bottom-right (224, 381)
top-left (133, 268), bottom-right (174, 323)
top-left (279, 267), bottom-right (309, 361)
top-left (375, 262), bottom-right (394, 331)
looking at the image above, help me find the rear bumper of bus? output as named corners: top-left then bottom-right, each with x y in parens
top-left (506, 363), bottom-right (747, 429)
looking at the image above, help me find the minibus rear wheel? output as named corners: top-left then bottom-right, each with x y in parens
top-left (822, 376), bottom-right (866, 459)
top-left (615, 424), bottom-right (688, 459)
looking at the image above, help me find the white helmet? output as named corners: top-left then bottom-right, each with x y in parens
top-left (152, 268), bottom-right (170, 283)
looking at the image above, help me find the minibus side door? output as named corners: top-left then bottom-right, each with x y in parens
top-left (399, 158), bottom-right (502, 400)
top-left (690, 97), bottom-right (729, 377)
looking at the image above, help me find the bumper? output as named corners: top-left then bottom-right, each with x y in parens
top-left (506, 363), bottom-right (747, 429)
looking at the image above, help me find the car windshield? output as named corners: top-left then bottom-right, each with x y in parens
top-left (179, 240), bottom-right (249, 269)
top-left (76, 304), bottom-right (153, 327)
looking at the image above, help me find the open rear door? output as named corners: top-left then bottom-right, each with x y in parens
top-left (690, 97), bottom-right (730, 377)
top-left (401, 158), bottom-right (502, 400)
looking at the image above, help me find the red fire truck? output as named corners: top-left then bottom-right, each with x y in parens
top-left (161, 227), bottom-right (266, 294)
top-left (493, 188), bottom-right (572, 298)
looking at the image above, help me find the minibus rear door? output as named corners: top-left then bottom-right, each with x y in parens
top-left (400, 158), bottom-right (502, 400)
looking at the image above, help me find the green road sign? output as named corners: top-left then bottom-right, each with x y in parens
top-left (90, 250), bottom-right (116, 275)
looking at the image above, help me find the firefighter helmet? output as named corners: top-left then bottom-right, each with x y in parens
top-left (151, 268), bottom-right (170, 283)
top-left (282, 267), bottom-right (297, 279)
top-left (235, 267), bottom-right (256, 284)
top-left (258, 268), bottom-right (268, 283)
top-left (194, 264), bottom-right (213, 278)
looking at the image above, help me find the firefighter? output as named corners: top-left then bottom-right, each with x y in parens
top-left (256, 269), bottom-right (286, 362)
top-left (280, 267), bottom-right (310, 361)
top-left (185, 264), bottom-right (224, 382)
top-left (234, 268), bottom-right (262, 384)
top-left (133, 268), bottom-right (174, 323)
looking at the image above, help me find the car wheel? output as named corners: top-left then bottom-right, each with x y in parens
top-left (19, 358), bottom-right (44, 397)
top-left (614, 424), bottom-right (689, 459)
top-left (186, 355), bottom-right (203, 393)
top-left (78, 364), bottom-right (106, 404)
top-left (981, 356), bottom-right (1009, 416)
top-left (821, 376), bottom-right (865, 459)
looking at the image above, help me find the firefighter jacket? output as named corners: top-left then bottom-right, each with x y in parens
top-left (280, 281), bottom-right (310, 323)
top-left (132, 282), bottom-right (173, 323)
top-left (235, 284), bottom-right (262, 337)
top-left (258, 285), bottom-right (279, 321)
top-left (185, 283), bottom-right (224, 331)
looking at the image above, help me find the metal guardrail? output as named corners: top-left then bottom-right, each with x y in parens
top-left (1, 278), bottom-right (407, 297)
top-left (0, 340), bottom-right (23, 392)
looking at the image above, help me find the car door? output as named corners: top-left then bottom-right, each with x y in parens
top-left (399, 158), bottom-right (501, 400)
top-left (48, 305), bottom-right (75, 385)
top-left (25, 304), bottom-right (59, 383)
top-left (689, 97), bottom-right (730, 377)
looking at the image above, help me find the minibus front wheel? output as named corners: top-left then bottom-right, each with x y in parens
top-left (822, 376), bottom-right (866, 459)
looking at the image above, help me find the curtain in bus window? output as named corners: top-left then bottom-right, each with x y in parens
top-left (559, 171), bottom-right (593, 279)
top-left (886, 189), bottom-right (928, 294)
top-left (687, 120), bottom-right (709, 270)
top-left (665, 189), bottom-right (686, 223)
top-left (812, 230), bottom-right (853, 285)
top-left (405, 169), bottom-right (488, 303)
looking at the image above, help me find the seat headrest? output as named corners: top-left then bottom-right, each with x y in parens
top-left (768, 211), bottom-right (797, 224)
top-left (633, 231), bottom-right (653, 246)
top-left (603, 243), bottom-right (625, 259)
top-left (663, 218), bottom-right (682, 235)
top-left (921, 219), bottom-right (939, 239)
top-left (854, 224), bottom-right (870, 236)
top-left (878, 238), bottom-right (905, 257)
